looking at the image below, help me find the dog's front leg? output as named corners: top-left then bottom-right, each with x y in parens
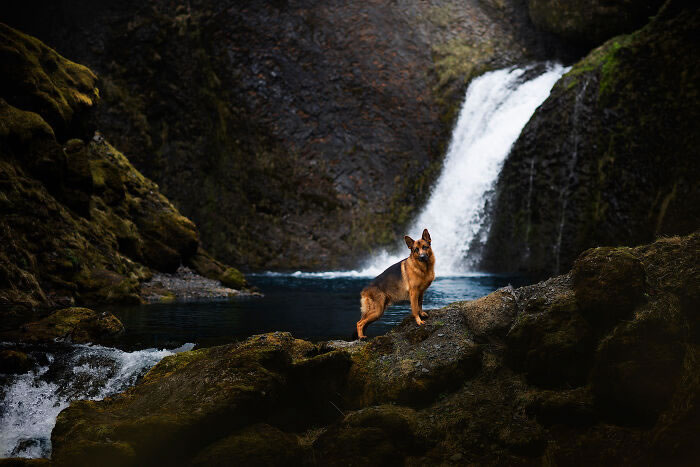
top-left (410, 289), bottom-right (425, 326)
top-left (418, 291), bottom-right (428, 318)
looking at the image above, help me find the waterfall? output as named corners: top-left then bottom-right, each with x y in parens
top-left (360, 64), bottom-right (568, 276)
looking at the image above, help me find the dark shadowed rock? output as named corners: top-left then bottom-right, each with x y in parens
top-left (591, 296), bottom-right (686, 424)
top-left (572, 246), bottom-right (647, 327)
top-left (313, 405), bottom-right (425, 466)
top-left (1, 307), bottom-right (124, 345)
top-left (507, 274), bottom-right (593, 387)
top-left (529, 0), bottom-right (665, 46)
top-left (190, 424), bottom-right (303, 467)
top-left (0, 349), bottom-right (32, 374)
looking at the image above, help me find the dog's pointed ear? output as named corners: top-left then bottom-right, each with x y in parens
top-left (404, 236), bottom-right (415, 249)
top-left (422, 229), bottom-right (431, 244)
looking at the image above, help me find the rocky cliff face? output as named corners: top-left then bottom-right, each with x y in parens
top-left (49, 232), bottom-right (700, 465)
top-left (0, 25), bottom-right (243, 330)
top-left (483, 0), bottom-right (700, 276)
top-left (1, 0), bottom-right (574, 270)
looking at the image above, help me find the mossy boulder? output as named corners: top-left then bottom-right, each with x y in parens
top-left (190, 424), bottom-right (303, 467)
top-left (450, 286), bottom-right (517, 341)
top-left (507, 276), bottom-right (593, 388)
top-left (0, 23), bottom-right (98, 140)
top-left (313, 405), bottom-right (425, 466)
top-left (220, 267), bottom-right (246, 290)
top-left (572, 246), bottom-right (647, 327)
top-left (528, 0), bottom-right (665, 47)
top-left (0, 349), bottom-right (32, 374)
top-left (2, 307), bottom-right (124, 344)
top-left (51, 333), bottom-right (349, 466)
top-left (591, 297), bottom-right (686, 424)
top-left (344, 307), bottom-right (482, 408)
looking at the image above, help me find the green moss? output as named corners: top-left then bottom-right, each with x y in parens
top-left (6, 307), bottom-right (124, 344)
top-left (0, 23), bottom-right (98, 137)
top-left (220, 267), bottom-right (246, 289)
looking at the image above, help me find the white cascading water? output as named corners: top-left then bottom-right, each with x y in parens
top-left (0, 342), bottom-right (193, 458)
top-left (278, 64), bottom-right (568, 278)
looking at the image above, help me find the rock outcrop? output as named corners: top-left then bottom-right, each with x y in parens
top-left (483, 0), bottom-right (700, 276)
top-left (1, 0), bottom-right (575, 270)
top-left (0, 24), bottom-right (245, 330)
top-left (0, 308), bottom-right (124, 345)
top-left (51, 231), bottom-right (700, 465)
top-left (528, 0), bottom-right (665, 46)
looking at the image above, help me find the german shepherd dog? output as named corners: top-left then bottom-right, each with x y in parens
top-left (356, 229), bottom-right (435, 339)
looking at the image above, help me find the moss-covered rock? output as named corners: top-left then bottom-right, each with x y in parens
top-left (0, 23), bottom-right (98, 140)
top-left (344, 307), bottom-right (482, 408)
top-left (573, 246), bottom-right (647, 327)
top-left (591, 296), bottom-right (686, 424)
top-left (450, 286), bottom-right (517, 341)
top-left (1, 307), bottom-right (124, 344)
top-left (51, 333), bottom-right (348, 466)
top-left (190, 424), bottom-right (303, 467)
top-left (313, 405), bottom-right (425, 466)
top-left (507, 288), bottom-right (593, 388)
top-left (219, 267), bottom-right (246, 290)
top-left (0, 349), bottom-right (32, 374)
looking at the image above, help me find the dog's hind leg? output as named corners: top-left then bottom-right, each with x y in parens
top-left (357, 290), bottom-right (386, 339)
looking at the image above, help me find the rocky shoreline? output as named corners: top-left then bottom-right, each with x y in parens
top-left (140, 266), bottom-right (261, 302)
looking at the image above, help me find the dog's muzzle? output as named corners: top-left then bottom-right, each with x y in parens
top-left (418, 254), bottom-right (428, 262)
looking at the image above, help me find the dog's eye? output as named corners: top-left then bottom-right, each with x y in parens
top-left (423, 245), bottom-right (429, 250)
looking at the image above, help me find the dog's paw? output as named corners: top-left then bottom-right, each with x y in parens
top-left (419, 311), bottom-right (429, 318)
top-left (414, 318), bottom-right (425, 326)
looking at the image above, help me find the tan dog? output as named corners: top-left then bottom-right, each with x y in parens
top-left (356, 229), bottom-right (435, 339)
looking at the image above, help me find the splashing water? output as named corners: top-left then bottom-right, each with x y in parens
top-left (0, 342), bottom-right (194, 458)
